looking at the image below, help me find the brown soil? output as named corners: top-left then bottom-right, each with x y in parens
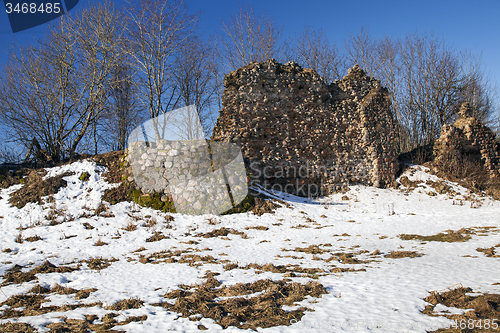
top-left (384, 251), bottom-right (424, 258)
top-left (233, 263), bottom-right (325, 275)
top-left (292, 245), bottom-right (329, 254)
top-left (0, 322), bottom-right (37, 333)
top-left (245, 225), bottom-right (269, 231)
top-left (94, 239), bottom-right (109, 246)
top-left (428, 180), bottom-right (453, 194)
top-left (327, 251), bottom-right (373, 264)
top-left (399, 228), bottom-right (474, 242)
top-left (423, 285), bottom-right (500, 332)
top-left (196, 227), bottom-right (248, 239)
top-left (252, 197), bottom-right (280, 216)
top-left (146, 231), bottom-right (169, 242)
top-left (104, 298), bottom-right (144, 311)
top-left (476, 244), bottom-right (500, 258)
top-left (80, 257), bottom-right (118, 270)
top-left (0, 166), bottom-right (32, 189)
top-left (1, 261), bottom-right (76, 286)
top-left (399, 176), bottom-right (424, 189)
top-left (8, 170), bottom-right (74, 209)
top-left (0, 288), bottom-right (102, 319)
top-left (94, 151), bottom-right (137, 205)
top-left (177, 254), bottom-right (217, 266)
top-left (157, 276), bottom-right (327, 330)
top-left (0, 282), bottom-right (141, 331)
top-left (135, 248), bottom-right (203, 265)
top-left (45, 314), bottom-right (148, 332)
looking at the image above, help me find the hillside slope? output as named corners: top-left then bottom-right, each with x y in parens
top-left (1, 159), bottom-right (499, 332)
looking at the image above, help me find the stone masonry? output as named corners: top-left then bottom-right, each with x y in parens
top-left (211, 59), bottom-right (399, 196)
top-left (126, 139), bottom-right (247, 215)
top-left (433, 102), bottom-right (500, 179)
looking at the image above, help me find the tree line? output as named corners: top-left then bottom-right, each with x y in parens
top-left (0, 1), bottom-right (497, 163)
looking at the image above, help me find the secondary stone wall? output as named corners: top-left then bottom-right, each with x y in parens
top-left (434, 102), bottom-right (500, 178)
top-left (126, 140), bottom-right (247, 215)
top-left (211, 59), bottom-right (399, 196)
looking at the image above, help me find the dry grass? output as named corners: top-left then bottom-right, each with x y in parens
top-left (95, 202), bottom-right (115, 217)
top-left (384, 251), bottom-right (424, 259)
top-left (423, 285), bottom-right (500, 332)
top-left (81, 257), bottom-right (117, 270)
top-left (156, 275), bottom-right (327, 330)
top-left (9, 171), bottom-right (74, 209)
top-left (399, 228), bottom-right (473, 242)
top-left (245, 225), bottom-right (269, 231)
top-left (24, 234), bottom-right (42, 242)
top-left (0, 322), bottom-right (37, 332)
top-left (196, 227), bottom-right (248, 239)
top-left (104, 298), bottom-right (144, 311)
top-left (122, 221), bottom-right (137, 231)
top-left (146, 231), bottom-right (169, 242)
top-left (476, 244), bottom-right (500, 258)
top-left (94, 238), bottom-right (108, 246)
top-left (1, 261), bottom-right (76, 287)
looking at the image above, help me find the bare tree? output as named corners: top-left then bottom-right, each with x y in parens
top-left (0, 1), bottom-right (126, 161)
top-left (103, 63), bottom-right (142, 150)
top-left (174, 36), bottom-right (219, 137)
top-left (345, 27), bottom-right (381, 76)
top-left (65, 1), bottom-right (128, 157)
top-left (292, 26), bottom-right (345, 83)
top-left (0, 40), bottom-right (78, 162)
top-left (217, 4), bottom-right (283, 72)
top-left (124, 0), bottom-right (198, 140)
top-left (456, 50), bottom-right (496, 124)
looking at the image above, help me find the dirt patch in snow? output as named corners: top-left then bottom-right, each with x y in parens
top-left (0, 322), bottom-right (37, 333)
top-left (0, 260), bottom-right (76, 286)
top-left (400, 227), bottom-right (499, 243)
top-left (105, 298), bottom-right (144, 311)
top-left (81, 257), bottom-right (118, 270)
top-left (8, 170), bottom-right (74, 208)
top-left (400, 228), bottom-right (473, 243)
top-left (223, 262), bottom-right (325, 276)
top-left (50, 315), bottom-right (147, 332)
top-left (0, 286), bottom-right (101, 319)
top-left (384, 251), bottom-right (424, 258)
top-left (423, 284), bottom-right (500, 332)
top-left (196, 227), bottom-right (248, 239)
top-left (146, 231), bottom-right (169, 242)
top-left (156, 274), bottom-right (327, 330)
top-left (398, 176), bottom-right (424, 189)
top-left (252, 197), bottom-right (280, 216)
top-left (45, 314), bottom-right (148, 332)
top-left (0, 284), bottom-right (146, 331)
top-left (476, 244), bottom-right (500, 258)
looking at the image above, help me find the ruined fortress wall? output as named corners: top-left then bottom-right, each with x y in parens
top-left (211, 59), bottom-right (399, 196)
top-left (434, 103), bottom-right (500, 178)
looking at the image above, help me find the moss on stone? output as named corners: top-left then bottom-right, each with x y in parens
top-left (129, 189), bottom-right (176, 213)
top-left (221, 193), bottom-right (255, 215)
top-left (79, 172), bottom-right (90, 182)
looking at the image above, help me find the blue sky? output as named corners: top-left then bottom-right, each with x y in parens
top-left (1, 0), bottom-right (499, 101)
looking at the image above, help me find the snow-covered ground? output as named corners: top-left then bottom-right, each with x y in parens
top-left (0, 160), bottom-right (499, 332)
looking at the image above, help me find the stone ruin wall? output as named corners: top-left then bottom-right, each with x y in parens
top-left (126, 139), bottom-right (247, 215)
top-left (125, 60), bottom-right (499, 205)
top-left (211, 59), bottom-right (399, 196)
top-left (434, 102), bottom-right (500, 179)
